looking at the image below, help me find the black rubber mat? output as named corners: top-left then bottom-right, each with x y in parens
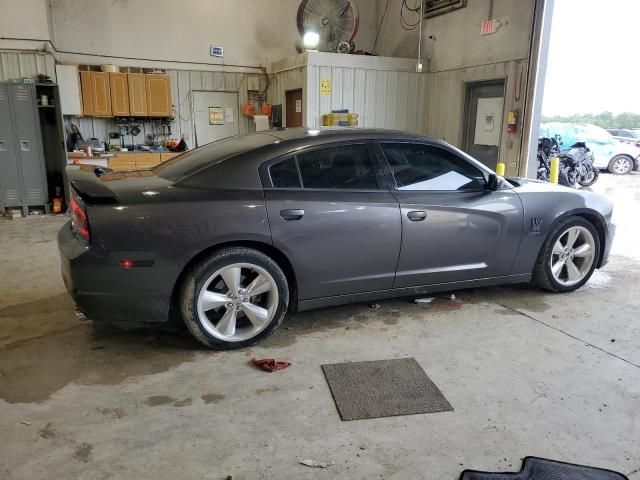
top-left (321, 358), bottom-right (453, 421)
top-left (460, 457), bottom-right (629, 480)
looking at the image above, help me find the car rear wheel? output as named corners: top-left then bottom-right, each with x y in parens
top-left (608, 155), bottom-right (633, 175)
top-left (533, 216), bottom-right (600, 293)
top-left (181, 247), bottom-right (289, 349)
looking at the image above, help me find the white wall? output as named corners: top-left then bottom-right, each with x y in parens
top-left (48, 0), bottom-right (378, 68)
top-left (376, 0), bottom-right (535, 72)
top-left (0, 0), bottom-right (51, 42)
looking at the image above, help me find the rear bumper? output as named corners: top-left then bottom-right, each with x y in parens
top-left (58, 221), bottom-right (171, 323)
top-left (599, 221), bottom-right (615, 268)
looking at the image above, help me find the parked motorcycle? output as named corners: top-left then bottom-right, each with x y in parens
top-left (537, 137), bottom-right (599, 188)
top-left (561, 142), bottom-right (599, 187)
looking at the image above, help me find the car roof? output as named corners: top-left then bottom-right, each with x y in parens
top-left (259, 127), bottom-right (435, 143)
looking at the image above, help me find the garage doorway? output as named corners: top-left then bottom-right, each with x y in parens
top-left (285, 89), bottom-right (303, 128)
top-left (192, 91), bottom-right (239, 147)
top-left (462, 81), bottom-right (506, 170)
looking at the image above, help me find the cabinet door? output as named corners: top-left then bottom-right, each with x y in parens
top-left (110, 73), bottom-right (130, 116)
top-left (128, 73), bottom-right (147, 117)
top-left (133, 152), bottom-right (161, 169)
top-left (0, 84), bottom-right (22, 206)
top-left (91, 72), bottom-right (112, 116)
top-left (145, 74), bottom-right (172, 117)
top-left (160, 152), bottom-right (180, 163)
top-left (108, 156), bottom-right (137, 171)
top-left (80, 71), bottom-right (94, 116)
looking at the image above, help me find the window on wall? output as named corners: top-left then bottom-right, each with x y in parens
top-left (424, 0), bottom-right (467, 18)
top-left (381, 143), bottom-right (485, 191)
top-left (269, 144), bottom-right (379, 190)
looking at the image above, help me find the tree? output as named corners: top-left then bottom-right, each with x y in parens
top-left (542, 112), bottom-right (640, 129)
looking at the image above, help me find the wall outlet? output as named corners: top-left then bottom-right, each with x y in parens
top-left (210, 46), bottom-right (224, 57)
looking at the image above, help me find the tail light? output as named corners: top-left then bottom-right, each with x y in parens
top-left (70, 191), bottom-right (90, 241)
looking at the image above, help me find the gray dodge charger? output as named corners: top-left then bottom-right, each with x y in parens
top-left (59, 128), bottom-right (615, 349)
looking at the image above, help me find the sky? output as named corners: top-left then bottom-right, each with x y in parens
top-left (542, 0), bottom-right (640, 116)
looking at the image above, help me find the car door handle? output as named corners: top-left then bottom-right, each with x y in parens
top-left (407, 210), bottom-right (427, 222)
top-left (280, 209), bottom-right (304, 221)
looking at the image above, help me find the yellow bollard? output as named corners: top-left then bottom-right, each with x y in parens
top-left (549, 157), bottom-right (560, 184)
top-left (495, 162), bottom-right (506, 176)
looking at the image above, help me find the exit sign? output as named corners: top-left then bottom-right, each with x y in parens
top-left (210, 46), bottom-right (224, 57)
top-left (481, 19), bottom-right (497, 35)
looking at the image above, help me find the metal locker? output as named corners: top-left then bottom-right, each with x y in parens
top-left (10, 84), bottom-right (48, 208)
top-left (0, 84), bottom-right (22, 208)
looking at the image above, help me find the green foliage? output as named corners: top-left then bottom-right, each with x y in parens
top-left (542, 112), bottom-right (640, 129)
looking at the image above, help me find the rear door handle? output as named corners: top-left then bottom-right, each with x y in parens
top-left (407, 210), bottom-right (427, 222)
top-left (280, 209), bottom-right (304, 221)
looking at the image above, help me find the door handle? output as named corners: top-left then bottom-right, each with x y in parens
top-left (280, 209), bottom-right (304, 221)
top-left (407, 210), bottom-right (427, 222)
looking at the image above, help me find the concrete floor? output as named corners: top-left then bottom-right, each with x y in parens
top-left (1, 174), bottom-right (639, 480)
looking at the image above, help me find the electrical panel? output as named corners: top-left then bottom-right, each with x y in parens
top-left (424, 0), bottom-right (467, 18)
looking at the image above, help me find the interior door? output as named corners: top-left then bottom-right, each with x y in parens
top-left (285, 89), bottom-right (303, 127)
top-left (378, 142), bottom-right (523, 288)
top-left (193, 91), bottom-right (239, 147)
top-left (462, 81), bottom-right (505, 170)
top-left (264, 143), bottom-right (401, 300)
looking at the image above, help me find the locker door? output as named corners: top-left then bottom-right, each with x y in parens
top-left (0, 84), bottom-right (22, 207)
top-left (10, 84), bottom-right (47, 206)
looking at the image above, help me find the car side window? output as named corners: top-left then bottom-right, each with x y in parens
top-left (294, 144), bottom-right (379, 190)
top-left (270, 157), bottom-right (301, 188)
top-left (380, 143), bottom-right (486, 191)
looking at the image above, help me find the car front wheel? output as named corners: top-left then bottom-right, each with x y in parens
top-left (608, 155), bottom-right (633, 175)
top-left (533, 216), bottom-right (600, 293)
top-left (181, 247), bottom-right (289, 349)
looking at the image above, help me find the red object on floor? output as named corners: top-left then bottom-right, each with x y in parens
top-left (252, 358), bottom-right (291, 372)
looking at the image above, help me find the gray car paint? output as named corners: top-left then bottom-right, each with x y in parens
top-left (58, 128), bottom-right (615, 324)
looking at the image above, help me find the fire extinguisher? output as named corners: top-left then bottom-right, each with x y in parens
top-left (507, 110), bottom-right (518, 134)
top-left (52, 186), bottom-right (65, 214)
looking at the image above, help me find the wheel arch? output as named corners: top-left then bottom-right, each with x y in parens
top-left (169, 240), bottom-right (299, 322)
top-left (608, 154), bottom-right (635, 172)
top-left (546, 209), bottom-right (607, 268)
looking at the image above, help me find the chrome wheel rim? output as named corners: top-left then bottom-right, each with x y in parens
top-left (196, 263), bottom-right (279, 342)
top-left (613, 157), bottom-right (631, 174)
top-left (550, 226), bottom-right (596, 286)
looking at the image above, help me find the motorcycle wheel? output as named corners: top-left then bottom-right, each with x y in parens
top-left (578, 167), bottom-right (599, 187)
top-left (560, 168), bottom-right (577, 188)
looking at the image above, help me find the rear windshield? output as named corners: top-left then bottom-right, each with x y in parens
top-left (153, 134), bottom-right (275, 181)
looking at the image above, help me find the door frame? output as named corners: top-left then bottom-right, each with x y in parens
top-left (285, 88), bottom-right (303, 128)
top-left (461, 79), bottom-right (506, 162)
top-left (191, 89), bottom-right (241, 147)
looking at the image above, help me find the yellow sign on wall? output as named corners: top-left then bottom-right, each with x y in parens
top-left (320, 79), bottom-right (331, 95)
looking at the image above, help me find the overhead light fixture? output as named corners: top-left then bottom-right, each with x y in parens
top-left (303, 31), bottom-right (320, 50)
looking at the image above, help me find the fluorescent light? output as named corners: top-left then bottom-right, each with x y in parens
top-left (303, 31), bottom-right (320, 50)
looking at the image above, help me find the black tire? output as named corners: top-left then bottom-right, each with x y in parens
top-left (607, 155), bottom-right (633, 175)
top-left (578, 167), bottom-right (599, 187)
top-left (532, 216), bottom-right (600, 293)
top-left (180, 247), bottom-right (289, 349)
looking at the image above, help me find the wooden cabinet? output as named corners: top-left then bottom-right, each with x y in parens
top-left (160, 152), bottom-right (180, 162)
top-left (128, 73), bottom-right (147, 117)
top-left (79, 71), bottom-right (172, 118)
top-left (133, 152), bottom-right (161, 169)
top-left (108, 155), bottom-right (137, 171)
top-left (145, 74), bottom-right (172, 117)
top-left (80, 71), bottom-right (94, 116)
top-left (109, 73), bottom-right (129, 116)
top-left (90, 72), bottom-right (112, 116)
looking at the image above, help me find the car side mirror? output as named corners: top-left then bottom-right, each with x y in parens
top-left (486, 173), bottom-right (500, 191)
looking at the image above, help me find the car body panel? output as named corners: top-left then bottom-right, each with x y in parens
top-left (265, 189), bottom-right (402, 299)
top-left (58, 128), bottom-right (616, 324)
top-left (540, 122), bottom-right (640, 169)
top-left (392, 189), bottom-right (524, 287)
